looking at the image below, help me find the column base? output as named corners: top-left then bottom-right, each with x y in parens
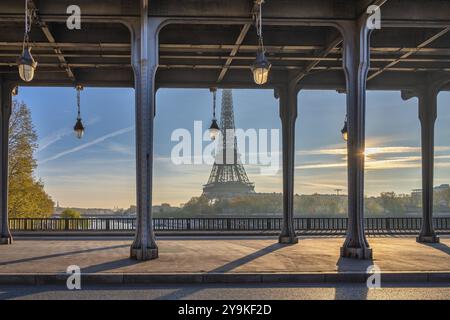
top-left (0, 236), bottom-right (13, 245)
top-left (130, 246), bottom-right (158, 261)
top-left (340, 246), bottom-right (372, 260)
top-left (416, 235), bottom-right (440, 243)
top-left (278, 235), bottom-right (298, 244)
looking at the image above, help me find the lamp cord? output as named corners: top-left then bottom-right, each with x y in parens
top-left (255, 1), bottom-right (264, 50)
top-left (77, 87), bottom-right (81, 119)
top-left (25, 0), bottom-right (28, 35)
top-left (212, 90), bottom-right (216, 119)
top-left (23, 0), bottom-right (30, 50)
top-left (22, 0), bottom-right (35, 51)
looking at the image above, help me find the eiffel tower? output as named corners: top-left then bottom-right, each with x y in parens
top-left (202, 89), bottom-right (255, 199)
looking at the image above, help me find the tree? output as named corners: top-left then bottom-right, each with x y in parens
top-left (60, 209), bottom-right (81, 219)
top-left (182, 196), bottom-right (214, 215)
top-left (365, 196), bottom-right (384, 216)
top-left (8, 100), bottom-right (54, 218)
top-left (379, 192), bottom-right (405, 215)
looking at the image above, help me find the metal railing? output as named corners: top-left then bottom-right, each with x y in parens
top-left (8, 216), bottom-right (450, 234)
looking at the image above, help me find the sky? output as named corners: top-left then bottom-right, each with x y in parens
top-left (16, 87), bottom-right (450, 209)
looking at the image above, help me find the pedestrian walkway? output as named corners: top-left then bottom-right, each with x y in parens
top-left (0, 236), bottom-right (448, 275)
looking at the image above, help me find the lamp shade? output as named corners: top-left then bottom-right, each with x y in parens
top-left (74, 118), bottom-right (85, 139)
top-left (341, 121), bottom-right (348, 141)
top-left (17, 46), bottom-right (37, 82)
top-left (209, 119), bottom-right (220, 141)
top-left (251, 49), bottom-right (271, 85)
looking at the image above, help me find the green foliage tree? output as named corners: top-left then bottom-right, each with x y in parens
top-left (434, 188), bottom-right (450, 211)
top-left (176, 191), bottom-right (425, 217)
top-left (8, 100), bottom-right (54, 218)
top-left (365, 196), bottom-right (384, 216)
top-left (379, 192), bottom-right (405, 215)
top-left (182, 195), bottom-right (214, 215)
top-left (60, 209), bottom-right (81, 219)
top-left (294, 194), bottom-right (347, 216)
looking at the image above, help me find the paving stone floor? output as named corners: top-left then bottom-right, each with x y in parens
top-left (0, 236), bottom-right (448, 274)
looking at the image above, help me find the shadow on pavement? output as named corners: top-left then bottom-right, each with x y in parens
top-left (336, 257), bottom-right (374, 273)
top-left (0, 244), bottom-right (129, 267)
top-left (156, 242), bottom-right (287, 300)
top-left (82, 258), bottom-right (140, 273)
top-left (421, 242), bottom-right (450, 255)
top-left (209, 242), bottom-right (285, 273)
top-left (334, 257), bottom-right (374, 300)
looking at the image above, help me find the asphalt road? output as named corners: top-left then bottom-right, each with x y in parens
top-left (0, 283), bottom-right (449, 300)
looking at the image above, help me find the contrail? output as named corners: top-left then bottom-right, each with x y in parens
top-left (38, 126), bottom-right (134, 164)
top-left (37, 117), bottom-right (101, 153)
top-left (37, 128), bottom-right (72, 152)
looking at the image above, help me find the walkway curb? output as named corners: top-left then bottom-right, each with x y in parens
top-left (0, 272), bottom-right (449, 285)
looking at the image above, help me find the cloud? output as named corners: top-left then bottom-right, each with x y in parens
top-left (295, 154), bottom-right (450, 171)
top-left (296, 162), bottom-right (347, 170)
top-left (298, 148), bottom-right (345, 156)
top-left (299, 182), bottom-right (346, 190)
top-left (298, 146), bottom-right (450, 157)
top-left (106, 141), bottom-right (135, 156)
top-left (365, 156), bottom-right (421, 170)
top-left (296, 156), bottom-right (422, 171)
top-left (38, 126), bottom-right (134, 164)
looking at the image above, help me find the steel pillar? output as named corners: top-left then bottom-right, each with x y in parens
top-left (401, 74), bottom-right (450, 244)
top-left (0, 79), bottom-right (13, 245)
top-left (129, 0), bottom-right (160, 260)
top-left (339, 17), bottom-right (372, 259)
top-left (417, 87), bottom-right (440, 243)
top-left (276, 85), bottom-right (298, 244)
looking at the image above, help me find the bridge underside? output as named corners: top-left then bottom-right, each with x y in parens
top-left (0, 0), bottom-right (449, 260)
top-left (0, 0), bottom-right (448, 90)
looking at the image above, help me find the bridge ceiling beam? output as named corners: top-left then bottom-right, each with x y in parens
top-left (0, 1), bottom-right (448, 90)
top-left (368, 27), bottom-right (450, 81)
top-left (2, 42), bottom-right (450, 54)
top-left (291, 35), bottom-right (342, 86)
top-left (216, 24), bottom-right (251, 83)
top-left (28, 0), bottom-right (76, 83)
top-left (0, 0), bottom-right (450, 24)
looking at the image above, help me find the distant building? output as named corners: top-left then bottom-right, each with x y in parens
top-left (411, 184), bottom-right (450, 207)
top-left (434, 184), bottom-right (450, 193)
top-left (412, 184), bottom-right (450, 196)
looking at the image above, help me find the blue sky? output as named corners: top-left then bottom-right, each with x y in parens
top-left (16, 87), bottom-right (450, 208)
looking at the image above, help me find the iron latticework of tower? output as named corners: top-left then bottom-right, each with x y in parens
top-left (202, 89), bottom-right (255, 198)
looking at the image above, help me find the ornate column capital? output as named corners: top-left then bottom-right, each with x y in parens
top-left (401, 72), bottom-right (450, 102)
